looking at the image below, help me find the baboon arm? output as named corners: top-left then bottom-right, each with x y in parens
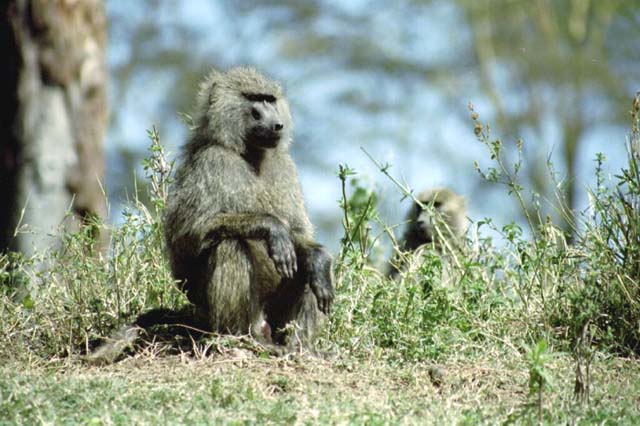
top-left (205, 212), bottom-right (297, 279)
top-left (292, 238), bottom-right (334, 314)
top-left (205, 213), bottom-right (282, 242)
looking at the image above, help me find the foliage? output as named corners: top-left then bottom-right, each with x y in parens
top-left (3, 98), bottom-right (640, 362)
top-left (337, 164), bottom-right (380, 271)
top-left (464, 95), bottom-right (640, 357)
top-left (107, 1), bottom-right (640, 241)
top-left (526, 340), bottom-right (556, 424)
top-left (2, 97), bottom-right (640, 423)
top-left (0, 128), bottom-right (185, 361)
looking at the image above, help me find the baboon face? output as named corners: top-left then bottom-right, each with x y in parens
top-left (412, 188), bottom-right (467, 242)
top-left (243, 94), bottom-right (287, 149)
top-left (201, 67), bottom-right (293, 153)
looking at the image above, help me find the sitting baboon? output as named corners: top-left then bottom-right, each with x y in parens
top-left (387, 187), bottom-right (468, 278)
top-left (86, 68), bottom-right (333, 364)
top-left (163, 67), bottom-right (333, 350)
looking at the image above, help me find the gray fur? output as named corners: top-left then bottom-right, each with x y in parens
top-left (388, 187), bottom-right (468, 277)
top-left (164, 67), bottom-right (333, 351)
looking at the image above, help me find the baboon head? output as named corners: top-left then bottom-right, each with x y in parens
top-left (194, 67), bottom-right (293, 153)
top-left (408, 187), bottom-right (468, 246)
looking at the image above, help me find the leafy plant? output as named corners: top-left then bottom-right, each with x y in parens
top-left (526, 340), bottom-right (555, 424)
top-left (337, 164), bottom-right (381, 272)
top-left (0, 128), bottom-right (185, 360)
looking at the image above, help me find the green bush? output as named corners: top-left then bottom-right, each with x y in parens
top-left (2, 96), bottom-right (640, 364)
top-left (327, 94), bottom-right (640, 362)
top-left (551, 95), bottom-right (640, 355)
top-left (0, 128), bottom-right (186, 361)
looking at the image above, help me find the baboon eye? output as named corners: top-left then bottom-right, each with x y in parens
top-left (251, 107), bottom-right (261, 120)
top-left (432, 201), bottom-right (442, 209)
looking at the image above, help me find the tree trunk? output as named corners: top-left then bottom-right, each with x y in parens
top-left (1, 0), bottom-right (108, 255)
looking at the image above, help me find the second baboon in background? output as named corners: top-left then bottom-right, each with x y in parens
top-left (387, 187), bottom-right (468, 278)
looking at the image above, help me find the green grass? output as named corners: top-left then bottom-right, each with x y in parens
top-left (1, 352), bottom-right (639, 424)
top-left (2, 101), bottom-right (640, 424)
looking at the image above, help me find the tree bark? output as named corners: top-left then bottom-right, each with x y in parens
top-left (1, 0), bottom-right (108, 255)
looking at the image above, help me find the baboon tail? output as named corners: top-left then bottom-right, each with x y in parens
top-left (83, 306), bottom-right (206, 365)
top-left (83, 324), bottom-right (141, 366)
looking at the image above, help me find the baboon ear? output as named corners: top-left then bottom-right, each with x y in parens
top-left (208, 84), bottom-right (216, 105)
top-left (205, 68), bottom-right (223, 104)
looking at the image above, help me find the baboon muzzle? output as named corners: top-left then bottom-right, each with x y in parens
top-left (245, 125), bottom-right (282, 149)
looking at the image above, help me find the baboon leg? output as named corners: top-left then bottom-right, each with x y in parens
top-left (181, 248), bottom-right (215, 310)
top-left (264, 279), bottom-right (321, 348)
top-left (207, 239), bottom-right (259, 334)
top-left (291, 287), bottom-right (323, 346)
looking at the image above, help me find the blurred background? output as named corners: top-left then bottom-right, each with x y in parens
top-left (3, 0), bottom-right (640, 254)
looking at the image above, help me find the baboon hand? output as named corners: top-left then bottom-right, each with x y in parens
top-left (307, 248), bottom-right (334, 314)
top-left (267, 225), bottom-right (297, 279)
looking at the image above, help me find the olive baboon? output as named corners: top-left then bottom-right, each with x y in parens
top-left (387, 187), bottom-right (468, 278)
top-left (86, 68), bottom-right (333, 364)
top-left (163, 67), bottom-right (333, 350)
